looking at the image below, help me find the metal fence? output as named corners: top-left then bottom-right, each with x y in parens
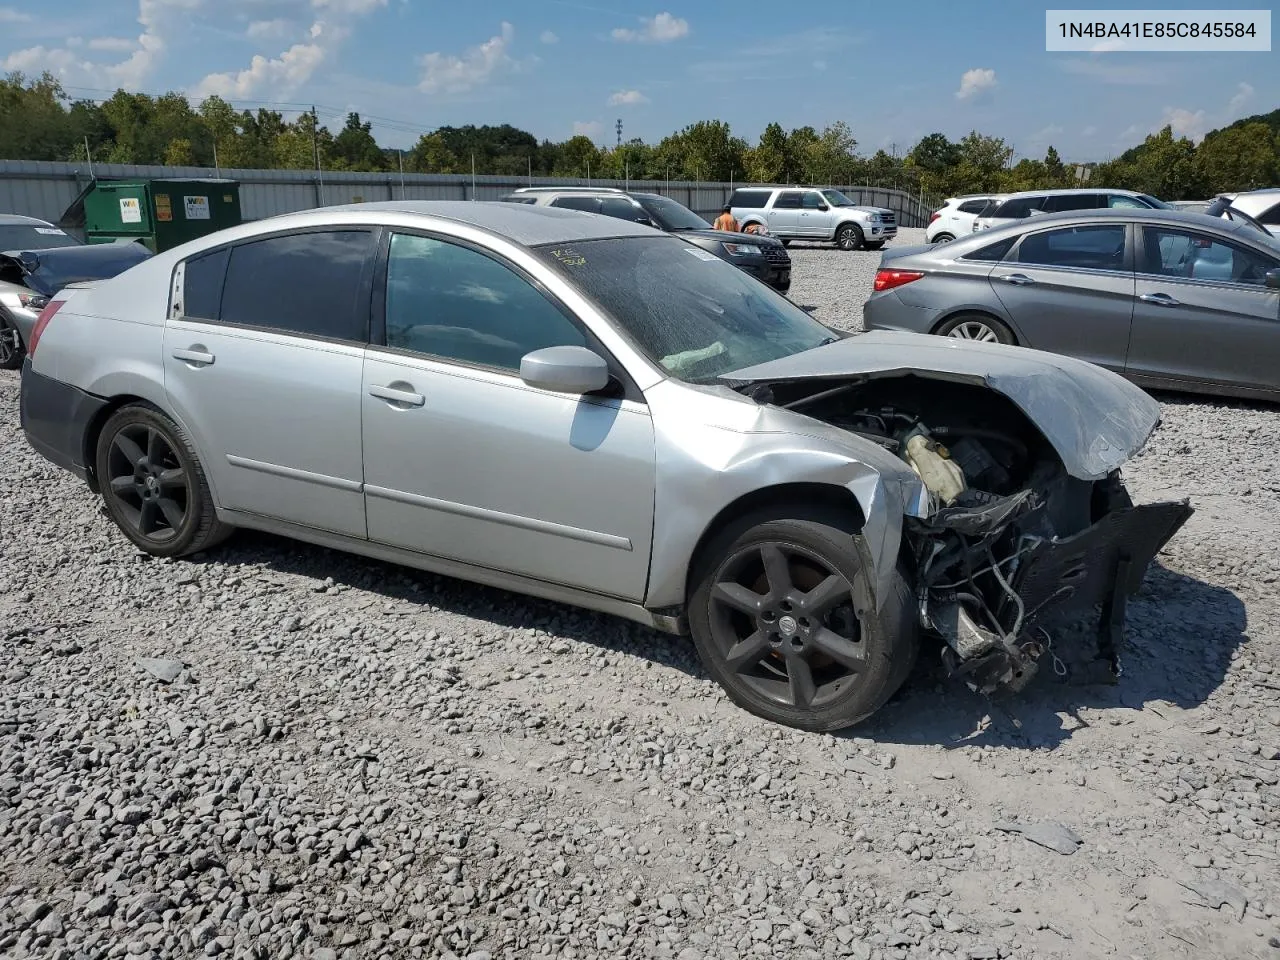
top-left (0, 159), bottom-right (940, 229)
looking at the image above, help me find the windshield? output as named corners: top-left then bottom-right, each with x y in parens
top-left (821, 190), bottom-right (855, 207)
top-left (535, 236), bottom-right (837, 382)
top-left (0, 224), bottom-right (81, 251)
top-left (636, 195), bottom-right (710, 231)
top-left (1137, 194), bottom-right (1172, 210)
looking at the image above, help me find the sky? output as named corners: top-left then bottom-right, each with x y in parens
top-left (3, 1), bottom-right (1276, 162)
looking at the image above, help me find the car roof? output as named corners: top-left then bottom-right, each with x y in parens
top-left (954, 206), bottom-right (1278, 245)
top-left (994, 187), bottom-right (1146, 200)
top-left (0, 213), bottom-right (54, 226)
top-left (278, 200), bottom-right (657, 246)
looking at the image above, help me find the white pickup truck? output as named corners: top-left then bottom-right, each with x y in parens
top-left (729, 187), bottom-right (897, 251)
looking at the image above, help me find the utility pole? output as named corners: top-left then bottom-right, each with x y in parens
top-left (398, 150), bottom-right (406, 199)
top-left (311, 106), bottom-right (324, 206)
top-left (213, 140), bottom-right (220, 178)
top-left (616, 118), bottom-right (622, 149)
top-left (527, 154), bottom-right (532, 186)
top-left (470, 152), bottom-right (476, 199)
top-left (84, 136), bottom-right (95, 178)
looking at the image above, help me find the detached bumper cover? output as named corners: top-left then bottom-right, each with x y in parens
top-left (19, 358), bottom-right (106, 482)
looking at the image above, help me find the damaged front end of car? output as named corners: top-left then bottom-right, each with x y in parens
top-left (724, 332), bottom-right (1194, 697)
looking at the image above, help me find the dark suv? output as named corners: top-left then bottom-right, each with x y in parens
top-left (500, 187), bottom-right (792, 292)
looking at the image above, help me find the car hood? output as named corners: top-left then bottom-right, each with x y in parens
top-left (675, 228), bottom-right (784, 248)
top-left (0, 241), bottom-right (152, 296)
top-left (722, 330), bottom-right (1163, 481)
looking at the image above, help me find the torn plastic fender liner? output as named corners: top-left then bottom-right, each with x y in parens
top-left (848, 470), bottom-right (929, 614)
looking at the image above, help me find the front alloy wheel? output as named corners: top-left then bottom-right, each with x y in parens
top-left (689, 510), bottom-right (917, 731)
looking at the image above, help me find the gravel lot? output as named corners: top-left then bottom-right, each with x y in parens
top-left (3, 226), bottom-right (1279, 960)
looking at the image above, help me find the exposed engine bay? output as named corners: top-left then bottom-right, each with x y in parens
top-left (758, 376), bottom-right (1194, 697)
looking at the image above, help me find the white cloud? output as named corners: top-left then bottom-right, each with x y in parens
top-left (247, 19), bottom-right (291, 41)
top-left (418, 21), bottom-right (516, 94)
top-left (955, 67), bottom-right (996, 102)
top-left (2, 46), bottom-right (96, 76)
top-left (573, 120), bottom-right (602, 137)
top-left (0, 7), bottom-right (31, 21)
top-left (608, 89), bottom-right (648, 106)
top-left (612, 12), bottom-right (689, 43)
top-left (194, 23), bottom-right (336, 98)
top-left (311, 0), bottom-right (386, 13)
top-left (540, 30), bottom-right (558, 44)
top-left (1162, 106), bottom-right (1209, 142)
top-left (1227, 81), bottom-right (1254, 116)
top-left (1057, 57), bottom-right (1165, 86)
top-left (88, 37), bottom-right (137, 52)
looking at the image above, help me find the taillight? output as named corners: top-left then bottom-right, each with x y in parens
top-left (928, 212), bottom-right (941, 224)
top-left (873, 269), bottom-right (925, 292)
top-left (27, 299), bottom-right (65, 358)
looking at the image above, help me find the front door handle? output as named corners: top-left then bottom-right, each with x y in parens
top-left (369, 384), bottom-right (425, 407)
top-left (172, 347), bottom-right (215, 366)
top-left (1139, 292), bottom-right (1181, 307)
top-left (1000, 273), bottom-right (1035, 286)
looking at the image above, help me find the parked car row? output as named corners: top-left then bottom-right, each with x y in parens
top-left (729, 186), bottom-right (897, 251)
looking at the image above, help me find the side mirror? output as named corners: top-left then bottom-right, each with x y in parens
top-left (519, 345), bottom-right (611, 394)
top-left (817, 203), bottom-right (829, 211)
top-left (1266, 268), bottom-right (1280, 290)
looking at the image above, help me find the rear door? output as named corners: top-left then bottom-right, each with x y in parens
top-left (163, 228), bottom-right (377, 538)
top-left (1128, 224), bottom-right (1280, 394)
top-left (766, 191), bottom-right (803, 236)
top-left (988, 221), bottom-right (1134, 371)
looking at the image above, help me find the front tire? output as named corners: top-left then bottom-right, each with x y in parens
top-left (95, 404), bottom-right (232, 557)
top-left (935, 312), bottom-right (1016, 345)
top-left (688, 507), bottom-right (918, 732)
top-left (932, 233), bottom-right (956, 244)
top-left (836, 223), bottom-right (864, 251)
top-left (0, 320), bottom-right (23, 370)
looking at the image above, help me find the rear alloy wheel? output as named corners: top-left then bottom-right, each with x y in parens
top-left (96, 404), bottom-right (232, 557)
top-left (936, 313), bottom-right (1015, 345)
top-left (836, 223), bottom-right (864, 251)
top-left (0, 321), bottom-right (23, 370)
top-left (689, 510), bottom-right (917, 731)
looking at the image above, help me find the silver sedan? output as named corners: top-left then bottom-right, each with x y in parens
top-left (864, 207), bottom-right (1280, 402)
top-left (21, 201), bottom-right (1190, 730)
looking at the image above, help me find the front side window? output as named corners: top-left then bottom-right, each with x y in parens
top-left (1141, 227), bottom-right (1277, 284)
top-left (599, 197), bottom-right (649, 223)
top-left (820, 190), bottom-right (855, 207)
top-left (637, 196), bottom-right (710, 231)
top-left (802, 192), bottom-right (825, 210)
top-left (773, 192), bottom-right (802, 210)
top-left (1014, 225), bottom-right (1126, 271)
top-left (384, 233), bottom-right (586, 371)
top-left (219, 230), bottom-right (374, 341)
top-left (535, 236), bottom-right (835, 383)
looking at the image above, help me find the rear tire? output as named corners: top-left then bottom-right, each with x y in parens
top-left (688, 506), bottom-right (918, 732)
top-left (836, 223), bottom-right (864, 251)
top-left (780, 239), bottom-right (792, 248)
top-left (864, 241), bottom-right (885, 251)
top-left (95, 404), bottom-right (233, 558)
top-left (932, 233), bottom-right (956, 244)
top-left (0, 320), bottom-right (23, 370)
top-left (935, 312), bottom-right (1016, 345)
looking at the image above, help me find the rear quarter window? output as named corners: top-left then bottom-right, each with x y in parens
top-left (730, 190), bottom-right (768, 209)
top-left (182, 247), bottom-right (229, 321)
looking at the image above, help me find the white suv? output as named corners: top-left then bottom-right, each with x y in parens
top-left (972, 188), bottom-right (1168, 232)
top-left (925, 195), bottom-right (1003, 243)
top-left (729, 187), bottom-right (896, 250)
top-left (1219, 188), bottom-right (1280, 237)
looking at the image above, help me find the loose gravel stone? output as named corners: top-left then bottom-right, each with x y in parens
top-left (2, 230), bottom-right (1278, 960)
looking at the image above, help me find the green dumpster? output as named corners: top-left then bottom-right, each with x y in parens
top-left (61, 179), bottom-right (242, 253)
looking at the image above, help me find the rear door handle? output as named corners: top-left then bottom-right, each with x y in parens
top-left (369, 384), bottom-right (425, 407)
top-left (172, 347), bottom-right (215, 366)
top-left (1139, 292), bottom-right (1181, 306)
top-left (1000, 273), bottom-right (1035, 286)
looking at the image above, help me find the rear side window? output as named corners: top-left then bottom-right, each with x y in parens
top-left (550, 196), bottom-right (601, 213)
top-left (1014, 225), bottom-right (1126, 271)
top-left (994, 197), bottom-right (1045, 219)
top-left (957, 199), bottom-right (989, 214)
top-left (1044, 194), bottom-right (1102, 212)
top-left (961, 237), bottom-right (1015, 262)
top-left (1257, 201), bottom-right (1280, 225)
top-left (729, 190), bottom-right (767, 209)
top-left (773, 192), bottom-right (803, 209)
top-left (1106, 194), bottom-right (1147, 209)
top-left (182, 247), bottom-right (229, 320)
top-left (219, 230), bottom-right (375, 341)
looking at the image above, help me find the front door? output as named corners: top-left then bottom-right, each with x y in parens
top-left (162, 228), bottom-right (377, 538)
top-left (360, 231), bottom-right (657, 600)
top-left (1127, 224), bottom-right (1280, 394)
top-left (798, 191), bottom-right (828, 237)
top-left (767, 191), bottom-right (803, 236)
top-left (989, 222), bottom-right (1134, 372)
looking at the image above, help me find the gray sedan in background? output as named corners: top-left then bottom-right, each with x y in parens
top-left (864, 208), bottom-right (1280, 402)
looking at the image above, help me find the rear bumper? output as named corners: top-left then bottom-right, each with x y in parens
top-left (19, 358), bottom-right (106, 483)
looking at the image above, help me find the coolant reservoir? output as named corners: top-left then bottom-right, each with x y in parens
top-left (905, 434), bottom-right (966, 505)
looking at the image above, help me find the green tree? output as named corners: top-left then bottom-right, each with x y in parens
top-left (1195, 121), bottom-right (1279, 192)
top-left (554, 135), bottom-right (601, 178)
top-left (653, 120), bottom-right (746, 181)
top-left (1118, 125), bottom-right (1203, 199)
top-left (1043, 145), bottom-right (1067, 186)
top-left (164, 138), bottom-right (196, 166)
top-left (952, 131), bottom-right (1012, 192)
top-left (905, 133), bottom-right (961, 195)
top-left (803, 122), bottom-right (858, 184)
top-left (408, 131), bottom-right (459, 173)
top-left (0, 72), bottom-right (82, 162)
top-left (333, 112), bottom-right (385, 171)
